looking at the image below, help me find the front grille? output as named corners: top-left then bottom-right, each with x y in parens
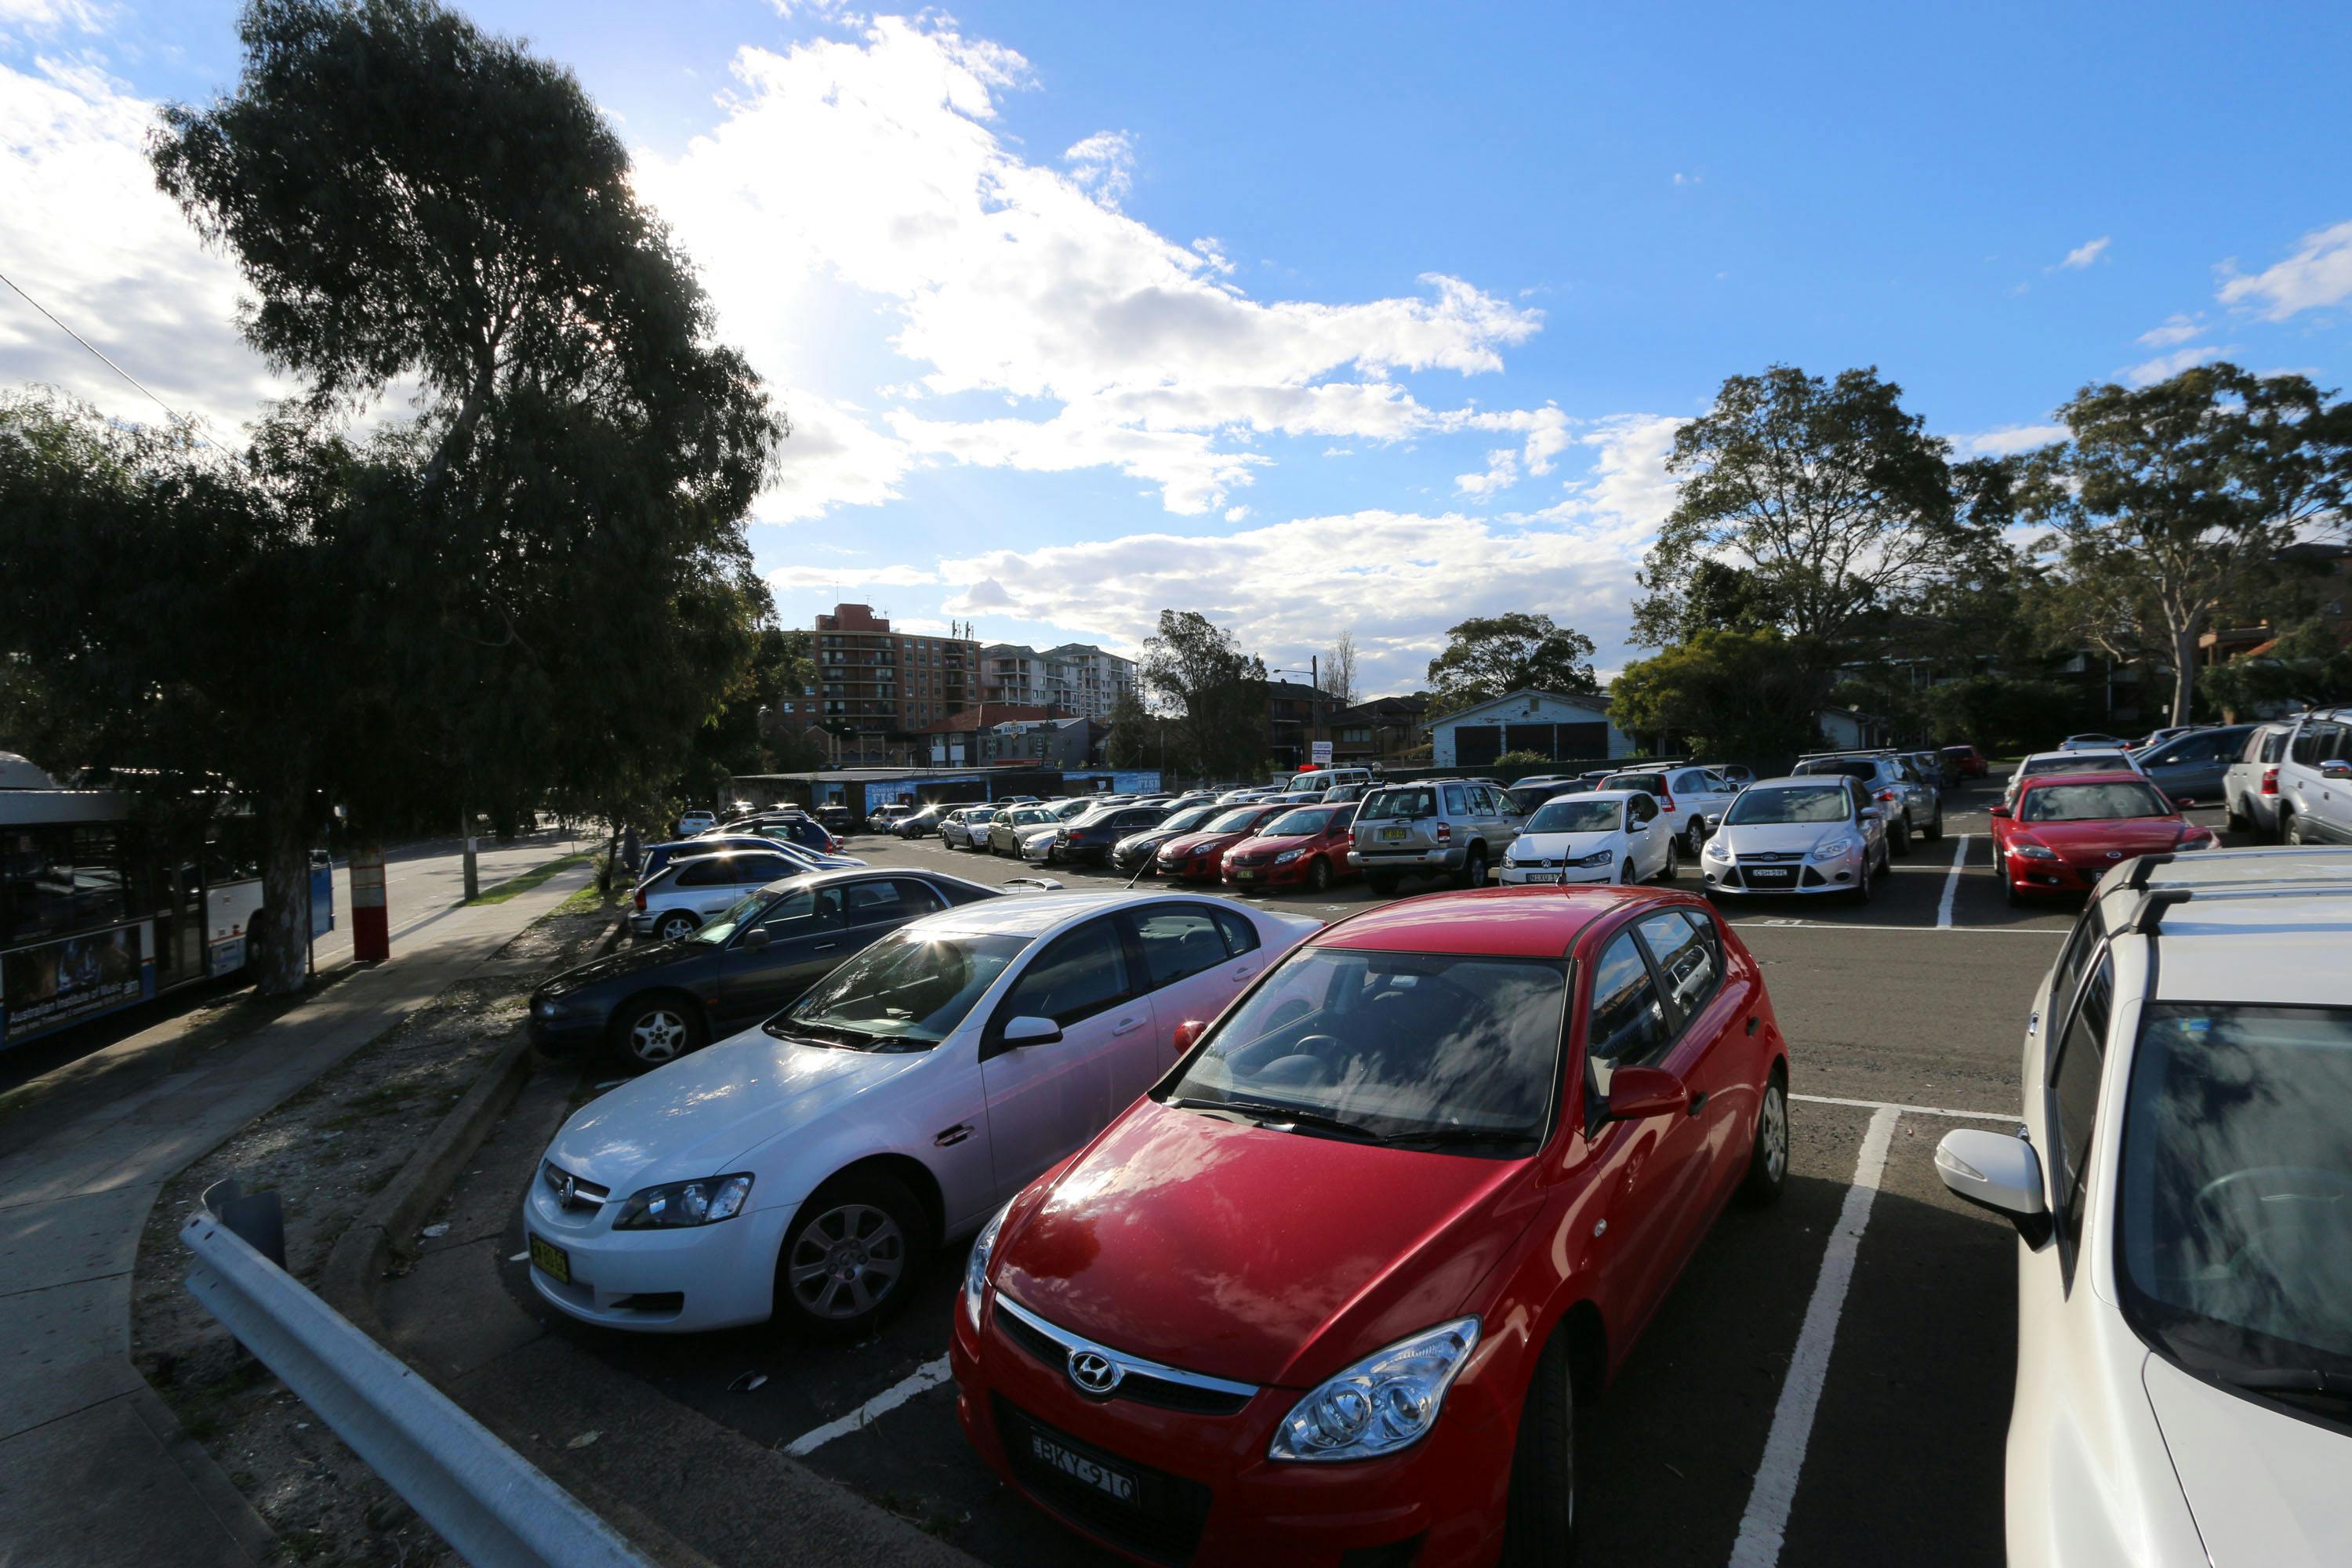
top-left (541, 1163), bottom-right (609, 1208)
top-left (1737, 851), bottom-right (1803, 864)
top-left (995, 1306), bottom-right (1254, 1417)
top-left (995, 1396), bottom-right (1213, 1566)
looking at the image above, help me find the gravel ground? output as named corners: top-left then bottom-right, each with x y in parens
top-left (129, 885), bottom-right (622, 1568)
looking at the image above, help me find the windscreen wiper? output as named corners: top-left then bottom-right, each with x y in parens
top-left (2230, 1368), bottom-right (2352, 1409)
top-left (765, 1018), bottom-right (880, 1049)
top-left (1164, 1097), bottom-right (1379, 1140)
top-left (1379, 1126), bottom-right (1535, 1149)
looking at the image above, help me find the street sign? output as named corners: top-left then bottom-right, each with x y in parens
top-left (1310, 740), bottom-right (1334, 766)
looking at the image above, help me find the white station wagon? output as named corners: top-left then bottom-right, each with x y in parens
top-left (1937, 847), bottom-right (2352, 1567)
top-left (525, 891), bottom-right (1319, 1334)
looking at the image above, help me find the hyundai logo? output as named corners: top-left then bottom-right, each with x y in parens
top-left (1067, 1349), bottom-right (1122, 1395)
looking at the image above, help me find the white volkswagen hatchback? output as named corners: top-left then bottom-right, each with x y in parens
top-left (1497, 789), bottom-right (1676, 884)
top-left (524, 891), bottom-right (1319, 1335)
top-left (1937, 847), bottom-right (2352, 1567)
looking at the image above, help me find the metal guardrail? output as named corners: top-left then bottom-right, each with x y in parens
top-left (182, 1178), bottom-right (655, 1568)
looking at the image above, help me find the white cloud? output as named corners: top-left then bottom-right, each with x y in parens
top-left (2136, 313), bottom-right (2205, 347)
top-left (934, 416), bottom-right (1682, 694)
top-left (1951, 423), bottom-right (2067, 457)
top-left (0, 0), bottom-right (111, 35)
top-left (634, 16), bottom-right (1545, 517)
top-left (2122, 344), bottom-right (2228, 387)
top-left (2060, 236), bottom-right (2111, 270)
top-left (1455, 448), bottom-right (1518, 496)
top-left (1222, 505), bottom-right (1250, 522)
top-left (2217, 220), bottom-right (2352, 320)
top-left (0, 56), bottom-right (287, 437)
top-left (764, 561), bottom-right (938, 590)
top-left (759, 390), bottom-right (916, 521)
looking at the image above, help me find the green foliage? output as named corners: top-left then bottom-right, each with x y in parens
top-left (1610, 629), bottom-right (1828, 760)
top-left (1425, 612), bottom-right (1598, 715)
top-left (1493, 750), bottom-right (1555, 768)
top-left (1103, 690), bottom-right (1152, 769)
top-left (1141, 610), bottom-right (1266, 780)
top-left (1636, 365), bottom-right (1973, 650)
top-left (2198, 622), bottom-right (2352, 719)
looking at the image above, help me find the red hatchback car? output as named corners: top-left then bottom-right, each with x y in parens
top-left (1155, 804), bottom-right (1287, 883)
top-left (1990, 770), bottom-right (2216, 903)
top-left (1222, 801), bottom-right (1359, 895)
top-left (952, 885), bottom-right (1792, 1566)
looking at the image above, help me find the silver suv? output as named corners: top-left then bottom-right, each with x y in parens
top-left (1791, 750), bottom-right (1943, 854)
top-left (1348, 778), bottom-right (1521, 893)
top-left (2274, 707), bottom-right (2352, 845)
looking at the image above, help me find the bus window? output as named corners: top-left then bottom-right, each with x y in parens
top-left (2, 826), bottom-right (75, 945)
top-left (71, 824), bottom-right (127, 929)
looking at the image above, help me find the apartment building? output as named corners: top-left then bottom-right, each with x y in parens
top-left (980, 641), bottom-right (1138, 719)
top-left (813, 604), bottom-right (980, 746)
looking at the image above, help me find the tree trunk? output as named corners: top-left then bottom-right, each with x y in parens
top-left (2170, 620), bottom-right (2199, 727)
top-left (253, 787), bottom-right (314, 996)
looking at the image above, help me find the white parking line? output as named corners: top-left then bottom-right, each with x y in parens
top-left (1728, 1105), bottom-right (1900, 1568)
top-left (1792, 1091), bottom-right (2010, 1123)
top-left (1936, 835), bottom-right (1971, 927)
top-left (780, 1356), bottom-right (953, 1457)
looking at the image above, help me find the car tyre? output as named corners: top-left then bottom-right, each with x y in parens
top-left (655, 910), bottom-right (699, 942)
top-left (1741, 1068), bottom-right (1789, 1206)
top-left (1925, 808), bottom-right (1944, 844)
top-left (1847, 852), bottom-right (1873, 905)
top-left (1462, 844), bottom-right (1490, 889)
top-left (612, 995), bottom-right (705, 1072)
top-left (1657, 837), bottom-right (1679, 882)
top-left (2284, 810), bottom-right (2310, 847)
top-left (1308, 857), bottom-right (1333, 894)
top-left (775, 1171), bottom-right (927, 1337)
top-left (1890, 815), bottom-right (1913, 858)
top-left (2226, 796), bottom-right (2248, 833)
top-left (1501, 1326), bottom-right (1577, 1568)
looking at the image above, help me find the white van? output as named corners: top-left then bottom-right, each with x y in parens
top-left (1285, 765), bottom-right (1375, 797)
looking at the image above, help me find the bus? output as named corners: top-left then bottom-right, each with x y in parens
top-left (0, 756), bottom-right (330, 1048)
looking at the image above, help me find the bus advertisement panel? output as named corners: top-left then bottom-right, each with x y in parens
top-left (1, 921), bottom-right (154, 1045)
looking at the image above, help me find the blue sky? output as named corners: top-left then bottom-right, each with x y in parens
top-left (5, 0), bottom-right (2349, 695)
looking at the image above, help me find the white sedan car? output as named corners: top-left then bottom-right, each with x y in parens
top-left (1497, 789), bottom-right (1676, 884)
top-left (524, 892), bottom-right (1319, 1334)
top-left (2005, 747), bottom-right (2147, 809)
top-left (1936, 847), bottom-right (2352, 1567)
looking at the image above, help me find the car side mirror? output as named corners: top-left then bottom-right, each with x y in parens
top-left (1173, 1019), bottom-right (1207, 1055)
top-left (2321, 759), bottom-right (2352, 780)
top-left (1626, 821), bottom-right (1648, 833)
top-left (1861, 806), bottom-right (1885, 821)
top-left (1000, 1014), bottom-right (1063, 1048)
top-left (1602, 1065), bottom-right (1690, 1121)
top-left (1987, 805), bottom-right (2010, 819)
top-left (1935, 1128), bottom-right (2051, 1246)
top-left (738, 927), bottom-right (772, 952)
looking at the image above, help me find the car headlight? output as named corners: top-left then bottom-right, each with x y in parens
top-left (612, 1174), bottom-right (754, 1230)
top-left (1273, 849), bottom-right (1301, 864)
top-left (1703, 836), bottom-right (1731, 860)
top-left (964, 1200), bottom-right (1012, 1330)
top-left (1809, 836), bottom-right (1856, 862)
top-left (1501, 849), bottom-right (1519, 868)
top-left (1570, 850), bottom-right (1614, 867)
top-left (1269, 1317), bottom-right (1480, 1462)
top-left (2012, 843), bottom-right (2059, 861)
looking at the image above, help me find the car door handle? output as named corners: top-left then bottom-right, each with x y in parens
top-left (1112, 1014), bottom-right (1144, 1037)
top-left (1229, 965), bottom-right (1254, 981)
top-left (813, 942), bottom-right (837, 953)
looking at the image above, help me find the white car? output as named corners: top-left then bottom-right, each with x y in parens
top-left (1699, 774), bottom-right (1891, 902)
top-left (631, 847), bottom-right (811, 941)
top-left (1599, 764), bottom-right (1742, 852)
top-left (1936, 847), bottom-right (2352, 1568)
top-left (676, 810), bottom-right (716, 837)
top-left (938, 806), bottom-right (997, 850)
top-left (2223, 720), bottom-right (2296, 840)
top-left (2005, 748), bottom-right (2147, 809)
top-left (524, 892), bottom-right (1320, 1334)
top-left (1017, 824), bottom-right (1062, 864)
top-left (1497, 789), bottom-right (1677, 885)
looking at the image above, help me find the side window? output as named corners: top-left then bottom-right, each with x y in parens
top-left (1210, 906), bottom-right (1261, 958)
top-left (1127, 906), bottom-right (1229, 989)
top-left (1443, 784), bottom-right (1468, 815)
top-left (935, 878), bottom-right (994, 906)
top-left (841, 878), bottom-right (944, 926)
top-left (1636, 910), bottom-right (1721, 1021)
top-left (753, 888), bottom-right (817, 931)
top-left (996, 918), bottom-right (1131, 1029)
top-left (1629, 794), bottom-right (1657, 823)
top-left (2260, 729), bottom-right (2287, 764)
top-left (2045, 903), bottom-right (2104, 1020)
top-left (742, 855), bottom-right (795, 883)
top-left (673, 858), bottom-right (731, 888)
top-left (2290, 721), bottom-right (2335, 766)
top-left (2047, 953), bottom-right (2114, 1280)
top-left (1588, 931), bottom-right (1671, 1073)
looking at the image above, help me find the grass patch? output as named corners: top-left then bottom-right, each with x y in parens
top-left (469, 851), bottom-right (593, 905)
top-left (554, 880), bottom-right (620, 916)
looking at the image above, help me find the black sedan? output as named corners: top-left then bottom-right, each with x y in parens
top-left (1109, 803), bottom-right (1221, 874)
top-left (1053, 802), bottom-right (1172, 866)
top-left (529, 868), bottom-right (998, 1071)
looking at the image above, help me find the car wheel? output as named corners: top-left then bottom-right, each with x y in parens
top-left (1848, 852), bottom-right (1873, 905)
top-left (2226, 796), bottom-right (2248, 833)
top-left (1501, 1326), bottom-right (1577, 1568)
top-left (775, 1172), bottom-right (925, 1335)
top-left (1308, 857), bottom-right (1333, 893)
top-left (2285, 810), bottom-right (2310, 847)
top-left (1742, 1069), bottom-right (1789, 1206)
top-left (1926, 808), bottom-right (1944, 844)
top-left (613, 996), bottom-right (704, 1071)
top-left (655, 910), bottom-right (699, 942)
top-left (1462, 844), bottom-right (1490, 889)
top-left (1890, 815), bottom-right (1913, 858)
top-left (1657, 837), bottom-right (1679, 881)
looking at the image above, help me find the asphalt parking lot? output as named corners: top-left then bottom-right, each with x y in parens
top-left (493, 778), bottom-right (2230, 1566)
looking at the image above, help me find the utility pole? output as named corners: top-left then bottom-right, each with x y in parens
top-left (461, 797), bottom-right (479, 901)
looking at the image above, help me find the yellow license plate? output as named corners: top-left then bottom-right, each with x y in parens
top-left (1233, 868), bottom-right (1256, 880)
top-left (528, 1234), bottom-right (570, 1286)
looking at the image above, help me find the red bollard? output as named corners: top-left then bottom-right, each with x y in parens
top-left (351, 844), bottom-right (389, 963)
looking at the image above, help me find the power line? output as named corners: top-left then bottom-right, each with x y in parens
top-left (0, 264), bottom-right (215, 442)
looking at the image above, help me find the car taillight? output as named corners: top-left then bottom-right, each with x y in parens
top-left (1436, 822), bottom-right (1452, 842)
top-left (2262, 765), bottom-right (2279, 797)
top-left (1878, 789), bottom-right (1898, 803)
top-left (1659, 794), bottom-right (1676, 812)
top-left (634, 888), bottom-right (647, 910)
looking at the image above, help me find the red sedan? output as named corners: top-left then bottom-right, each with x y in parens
top-left (1154, 804), bottom-right (1286, 883)
top-left (1221, 802), bottom-right (1359, 894)
top-left (1989, 770), bottom-right (2216, 903)
top-left (1940, 743), bottom-right (1988, 779)
top-left (952, 885), bottom-right (1792, 1566)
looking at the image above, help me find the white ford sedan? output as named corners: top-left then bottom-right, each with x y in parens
top-left (1497, 789), bottom-right (1676, 885)
top-left (1937, 848), bottom-right (2352, 1567)
top-left (524, 891), bottom-right (1319, 1334)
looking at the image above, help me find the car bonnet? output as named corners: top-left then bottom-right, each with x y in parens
top-left (2142, 1352), bottom-right (2352, 1566)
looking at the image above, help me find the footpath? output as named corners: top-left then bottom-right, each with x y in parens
top-left (0, 854), bottom-right (594, 1568)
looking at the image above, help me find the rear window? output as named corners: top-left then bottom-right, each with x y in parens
top-left (1792, 759), bottom-right (1876, 782)
top-left (1605, 773), bottom-right (1668, 795)
top-left (1360, 788), bottom-right (1436, 822)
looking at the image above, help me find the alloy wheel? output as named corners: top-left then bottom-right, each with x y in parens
top-left (627, 1007), bottom-right (691, 1065)
top-left (1760, 1080), bottom-right (1789, 1183)
top-left (786, 1203), bottom-right (907, 1319)
top-left (657, 913), bottom-right (695, 942)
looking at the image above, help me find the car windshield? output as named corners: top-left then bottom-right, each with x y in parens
top-left (2116, 1004), bottom-right (2352, 1420)
top-left (1265, 807), bottom-right (1341, 837)
top-left (1155, 806), bottom-right (1218, 835)
top-left (1201, 808), bottom-right (1264, 833)
top-left (768, 929), bottom-right (1033, 1051)
top-left (691, 887), bottom-right (786, 946)
top-left (1160, 948), bottom-right (1570, 1154)
top-left (2020, 781), bottom-right (2170, 822)
top-left (1726, 786), bottom-right (1850, 826)
top-left (1526, 798), bottom-right (1623, 833)
top-left (1359, 788), bottom-right (1436, 822)
top-left (1604, 773), bottom-right (1667, 794)
top-left (1008, 809), bottom-right (1051, 826)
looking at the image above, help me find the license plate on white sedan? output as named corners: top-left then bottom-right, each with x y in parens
top-left (528, 1234), bottom-right (571, 1286)
top-left (1523, 872), bottom-right (1563, 884)
top-left (1028, 1431), bottom-right (1140, 1506)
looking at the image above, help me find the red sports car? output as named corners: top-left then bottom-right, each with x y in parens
top-left (1221, 802), bottom-right (1359, 894)
top-left (952, 885), bottom-right (1792, 1566)
top-left (1153, 804), bottom-right (1286, 883)
top-left (1990, 770), bottom-right (2216, 902)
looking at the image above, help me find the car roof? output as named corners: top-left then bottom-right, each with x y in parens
top-left (2087, 849), bottom-right (2352, 1007)
top-left (1741, 775), bottom-right (1851, 792)
top-left (909, 888), bottom-right (1233, 938)
top-left (1314, 885), bottom-right (1674, 957)
top-left (753, 866), bottom-right (982, 897)
top-left (2022, 748), bottom-right (2129, 764)
top-left (1530, 789), bottom-right (1638, 805)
